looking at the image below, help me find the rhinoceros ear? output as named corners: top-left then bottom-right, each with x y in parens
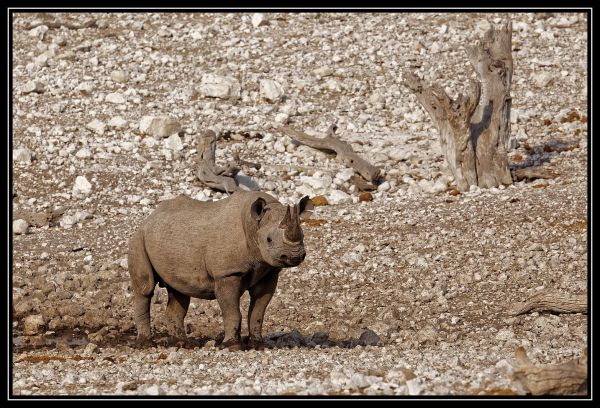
top-left (298, 196), bottom-right (314, 220)
top-left (250, 197), bottom-right (267, 221)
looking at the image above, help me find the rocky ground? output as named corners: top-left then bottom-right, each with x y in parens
top-left (11, 12), bottom-right (588, 396)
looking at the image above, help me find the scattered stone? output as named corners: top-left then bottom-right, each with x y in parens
top-left (310, 196), bottom-right (329, 206)
top-left (251, 13), bottom-right (269, 28)
top-left (532, 72), bottom-right (555, 88)
top-left (139, 116), bottom-right (181, 138)
top-left (164, 134), bottom-right (183, 151)
top-left (108, 116), bottom-right (129, 129)
top-left (359, 192), bottom-right (373, 202)
top-left (13, 148), bottom-right (32, 163)
top-left (105, 92), bottom-right (126, 104)
top-left (86, 119), bottom-right (106, 135)
top-left (359, 329), bottom-right (381, 346)
top-left (110, 70), bottom-right (129, 83)
top-left (75, 148), bottom-right (92, 159)
top-left (199, 74), bottom-right (241, 99)
top-left (13, 219), bottom-right (29, 235)
top-left (260, 79), bottom-right (285, 102)
top-left (28, 25), bottom-right (48, 39)
top-left (72, 176), bottom-right (92, 195)
top-left (83, 342), bottom-right (98, 356)
top-left (23, 315), bottom-right (45, 335)
top-left (327, 189), bottom-right (353, 205)
top-left (21, 80), bottom-right (46, 94)
top-left (142, 384), bottom-right (165, 395)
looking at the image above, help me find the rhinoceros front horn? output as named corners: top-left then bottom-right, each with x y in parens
top-left (281, 205), bottom-right (302, 242)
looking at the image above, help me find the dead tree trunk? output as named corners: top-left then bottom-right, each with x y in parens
top-left (404, 21), bottom-right (514, 191)
top-left (196, 130), bottom-right (240, 193)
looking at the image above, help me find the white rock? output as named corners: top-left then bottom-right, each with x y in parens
top-left (251, 13), bottom-right (269, 28)
top-left (86, 119), bottom-right (106, 135)
top-left (164, 134), bottom-right (183, 151)
top-left (142, 385), bottom-right (164, 395)
top-left (13, 219), bottom-right (29, 235)
top-left (110, 70), bottom-right (129, 83)
top-left (406, 378), bottom-right (422, 395)
top-left (34, 53), bottom-right (48, 67)
top-left (75, 148), bottom-right (92, 158)
top-left (28, 25), bottom-right (48, 39)
top-left (105, 92), bottom-right (126, 104)
top-left (377, 181), bottom-right (391, 192)
top-left (21, 80), bottom-right (46, 94)
top-left (300, 174), bottom-right (332, 193)
top-left (496, 328), bottom-right (515, 341)
top-left (13, 148), bottom-right (32, 163)
top-left (76, 82), bottom-right (94, 95)
top-left (532, 72), bottom-right (555, 88)
top-left (327, 190), bottom-right (352, 205)
top-left (139, 116), bottom-right (181, 138)
top-left (199, 74), bottom-right (241, 99)
top-left (274, 139), bottom-right (286, 153)
top-left (387, 147), bottom-right (414, 162)
top-left (60, 214), bottom-right (78, 229)
top-left (108, 116), bottom-right (129, 129)
top-left (260, 79), bottom-right (285, 102)
top-left (72, 176), bottom-right (92, 195)
top-left (23, 315), bottom-right (45, 335)
top-left (335, 168), bottom-right (355, 183)
top-left (274, 113), bottom-right (289, 124)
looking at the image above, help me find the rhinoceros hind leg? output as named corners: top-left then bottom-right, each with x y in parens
top-left (128, 230), bottom-right (156, 341)
top-left (165, 286), bottom-right (190, 338)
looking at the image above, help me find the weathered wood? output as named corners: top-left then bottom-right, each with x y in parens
top-left (509, 291), bottom-right (587, 316)
top-left (512, 347), bottom-right (588, 395)
top-left (512, 167), bottom-right (557, 182)
top-left (404, 21), bottom-right (515, 191)
top-left (351, 175), bottom-right (377, 192)
top-left (281, 126), bottom-right (380, 182)
top-left (196, 130), bottom-right (239, 193)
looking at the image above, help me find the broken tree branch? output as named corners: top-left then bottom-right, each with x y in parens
top-left (280, 125), bottom-right (380, 182)
top-left (196, 130), bottom-right (240, 193)
top-left (512, 167), bottom-right (557, 182)
top-left (509, 291), bottom-right (587, 316)
top-left (512, 347), bottom-right (588, 395)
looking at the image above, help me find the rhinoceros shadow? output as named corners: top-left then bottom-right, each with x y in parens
top-left (150, 329), bottom-right (382, 350)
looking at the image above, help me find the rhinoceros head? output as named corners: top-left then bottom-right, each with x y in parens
top-left (250, 195), bottom-right (314, 268)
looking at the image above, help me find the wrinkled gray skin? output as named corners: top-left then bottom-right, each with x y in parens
top-left (128, 191), bottom-right (313, 351)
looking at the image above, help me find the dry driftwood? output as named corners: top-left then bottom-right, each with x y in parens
top-left (512, 167), bottom-right (557, 182)
top-left (196, 130), bottom-right (240, 193)
top-left (281, 125), bottom-right (380, 182)
top-left (404, 21), bottom-right (514, 192)
top-left (509, 291), bottom-right (587, 316)
top-left (512, 347), bottom-right (588, 395)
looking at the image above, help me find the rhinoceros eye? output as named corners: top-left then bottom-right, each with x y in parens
top-left (267, 237), bottom-right (272, 243)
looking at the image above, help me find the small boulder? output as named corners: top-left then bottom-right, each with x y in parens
top-left (13, 148), bottom-right (32, 163)
top-left (72, 176), bottom-right (92, 196)
top-left (359, 329), bottom-right (381, 346)
top-left (23, 314), bottom-right (46, 335)
top-left (13, 219), bottom-right (29, 235)
top-left (260, 79), bottom-right (285, 102)
top-left (139, 116), bottom-right (181, 138)
top-left (199, 74), bottom-right (241, 99)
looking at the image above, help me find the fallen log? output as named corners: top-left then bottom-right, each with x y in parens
top-left (281, 125), bottom-right (380, 183)
top-left (512, 347), bottom-right (588, 395)
top-left (509, 291), bottom-right (587, 316)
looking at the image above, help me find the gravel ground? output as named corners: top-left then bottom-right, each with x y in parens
top-left (11, 12), bottom-right (588, 396)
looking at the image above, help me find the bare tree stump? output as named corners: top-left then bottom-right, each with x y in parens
top-left (512, 347), bottom-right (588, 395)
top-left (509, 291), bottom-right (587, 316)
top-left (196, 130), bottom-right (240, 193)
top-left (404, 21), bottom-right (514, 191)
top-left (281, 125), bottom-right (380, 182)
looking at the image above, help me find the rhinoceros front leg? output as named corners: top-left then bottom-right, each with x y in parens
top-left (215, 275), bottom-right (244, 351)
top-left (247, 271), bottom-right (280, 350)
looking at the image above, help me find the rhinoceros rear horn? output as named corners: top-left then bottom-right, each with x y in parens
top-left (283, 205), bottom-right (303, 242)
